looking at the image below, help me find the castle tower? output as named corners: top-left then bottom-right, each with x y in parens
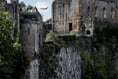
top-left (11, 0), bottom-right (20, 40)
top-left (52, 0), bottom-right (82, 35)
top-left (10, 0), bottom-right (19, 19)
top-left (52, 0), bottom-right (73, 34)
top-left (52, 0), bottom-right (65, 33)
top-left (19, 8), bottom-right (43, 79)
top-left (71, 0), bottom-right (81, 33)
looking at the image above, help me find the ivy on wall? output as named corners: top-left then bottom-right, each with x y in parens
top-left (81, 22), bottom-right (118, 79)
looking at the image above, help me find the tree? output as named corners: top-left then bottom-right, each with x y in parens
top-left (19, 2), bottom-right (34, 12)
top-left (45, 18), bottom-right (52, 24)
top-left (19, 1), bottom-right (26, 11)
top-left (0, 0), bottom-right (6, 10)
top-left (27, 5), bottom-right (33, 11)
top-left (0, 11), bottom-right (20, 79)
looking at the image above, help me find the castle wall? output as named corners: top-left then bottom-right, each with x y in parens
top-left (20, 22), bottom-right (40, 79)
top-left (20, 12), bottom-right (43, 61)
top-left (79, 0), bottom-right (118, 36)
top-left (52, 0), bottom-right (65, 33)
top-left (52, 0), bottom-right (72, 34)
top-left (20, 23), bottom-right (39, 60)
top-left (71, 0), bottom-right (81, 32)
top-left (52, 0), bottom-right (118, 35)
top-left (81, 0), bottom-right (117, 21)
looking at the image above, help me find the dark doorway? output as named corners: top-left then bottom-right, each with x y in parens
top-left (86, 30), bottom-right (90, 35)
top-left (69, 23), bottom-right (72, 32)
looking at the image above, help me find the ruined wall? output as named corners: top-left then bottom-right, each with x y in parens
top-left (52, 0), bottom-right (82, 34)
top-left (63, 0), bottom-right (72, 33)
top-left (20, 12), bottom-right (42, 61)
top-left (81, 0), bottom-right (118, 21)
top-left (52, 0), bottom-right (72, 34)
top-left (52, 0), bottom-right (118, 35)
top-left (71, 0), bottom-right (81, 33)
top-left (20, 23), bottom-right (39, 60)
top-left (52, 0), bottom-right (65, 34)
top-left (79, 0), bottom-right (118, 36)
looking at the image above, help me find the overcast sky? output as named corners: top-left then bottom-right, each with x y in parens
top-left (7, 0), bottom-right (54, 21)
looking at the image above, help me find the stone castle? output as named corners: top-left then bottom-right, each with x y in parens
top-left (1, 0), bottom-right (118, 79)
top-left (1, 0), bottom-right (118, 49)
top-left (52, 0), bottom-right (118, 36)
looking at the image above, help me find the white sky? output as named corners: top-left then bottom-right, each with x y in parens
top-left (7, 0), bottom-right (54, 21)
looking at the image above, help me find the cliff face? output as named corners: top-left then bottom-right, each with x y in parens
top-left (37, 0), bottom-right (118, 79)
top-left (40, 22), bottom-right (118, 79)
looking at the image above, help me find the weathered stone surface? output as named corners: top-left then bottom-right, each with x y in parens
top-left (20, 10), bottom-right (43, 61)
top-left (52, 0), bottom-right (118, 35)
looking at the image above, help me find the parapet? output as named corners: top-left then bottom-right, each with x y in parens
top-left (20, 7), bottom-right (42, 24)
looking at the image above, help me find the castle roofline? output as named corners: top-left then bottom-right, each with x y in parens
top-left (20, 12), bottom-right (38, 17)
top-left (20, 7), bottom-right (41, 18)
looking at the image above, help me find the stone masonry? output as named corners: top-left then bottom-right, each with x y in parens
top-left (52, 0), bottom-right (118, 36)
top-left (20, 8), bottom-right (43, 60)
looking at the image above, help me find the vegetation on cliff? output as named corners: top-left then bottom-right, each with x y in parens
top-left (81, 22), bottom-right (118, 79)
top-left (43, 22), bottom-right (118, 79)
top-left (45, 30), bottom-right (61, 47)
top-left (0, 11), bottom-right (20, 79)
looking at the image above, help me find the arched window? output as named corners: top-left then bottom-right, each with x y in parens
top-left (111, 8), bottom-right (115, 20)
top-left (103, 7), bottom-right (107, 19)
top-left (87, 7), bottom-right (90, 16)
top-left (95, 6), bottom-right (98, 17)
